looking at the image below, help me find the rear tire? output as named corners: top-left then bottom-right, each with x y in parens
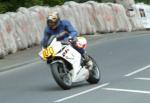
top-left (87, 55), bottom-right (101, 84)
top-left (51, 62), bottom-right (72, 90)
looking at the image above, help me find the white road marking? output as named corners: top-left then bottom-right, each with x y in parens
top-left (103, 88), bottom-right (150, 94)
top-left (125, 65), bottom-right (150, 77)
top-left (54, 83), bottom-right (109, 103)
top-left (135, 77), bottom-right (150, 81)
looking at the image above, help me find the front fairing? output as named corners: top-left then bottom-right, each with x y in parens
top-left (39, 38), bottom-right (62, 61)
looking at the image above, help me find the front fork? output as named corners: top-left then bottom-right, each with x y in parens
top-left (50, 60), bottom-right (69, 74)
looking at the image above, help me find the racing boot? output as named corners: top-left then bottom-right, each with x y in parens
top-left (82, 53), bottom-right (93, 70)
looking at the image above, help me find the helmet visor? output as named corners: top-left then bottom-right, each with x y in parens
top-left (48, 15), bottom-right (58, 28)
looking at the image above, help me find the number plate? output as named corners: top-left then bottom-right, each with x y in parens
top-left (42, 47), bottom-right (55, 59)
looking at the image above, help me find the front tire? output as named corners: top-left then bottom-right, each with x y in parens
top-left (87, 56), bottom-right (101, 84)
top-left (51, 61), bottom-right (72, 90)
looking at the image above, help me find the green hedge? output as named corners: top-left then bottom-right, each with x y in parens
top-left (0, 0), bottom-right (103, 13)
top-left (1, 0), bottom-right (149, 13)
top-left (135, 0), bottom-right (150, 4)
top-left (0, 0), bottom-right (64, 13)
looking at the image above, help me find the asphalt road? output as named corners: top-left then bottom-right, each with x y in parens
top-left (1, 31), bottom-right (150, 103)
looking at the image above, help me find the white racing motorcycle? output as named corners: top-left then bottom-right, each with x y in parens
top-left (39, 36), bottom-right (100, 90)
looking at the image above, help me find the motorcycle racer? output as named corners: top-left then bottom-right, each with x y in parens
top-left (41, 11), bottom-right (92, 69)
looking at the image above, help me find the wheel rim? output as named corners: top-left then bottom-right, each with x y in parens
top-left (62, 73), bottom-right (72, 86)
top-left (57, 64), bottom-right (72, 86)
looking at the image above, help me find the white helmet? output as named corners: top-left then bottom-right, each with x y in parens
top-left (47, 11), bottom-right (60, 29)
top-left (76, 37), bottom-right (87, 49)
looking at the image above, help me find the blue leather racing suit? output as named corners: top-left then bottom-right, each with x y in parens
top-left (41, 20), bottom-right (77, 47)
top-left (41, 20), bottom-right (85, 55)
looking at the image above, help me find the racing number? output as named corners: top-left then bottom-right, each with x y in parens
top-left (43, 47), bottom-right (55, 58)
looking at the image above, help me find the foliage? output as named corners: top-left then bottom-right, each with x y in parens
top-left (0, 0), bottom-right (150, 13)
top-left (0, 0), bottom-right (64, 13)
top-left (48, 0), bottom-right (64, 7)
top-left (135, 0), bottom-right (150, 4)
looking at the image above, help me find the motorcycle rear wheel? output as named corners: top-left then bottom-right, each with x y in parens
top-left (87, 55), bottom-right (101, 84)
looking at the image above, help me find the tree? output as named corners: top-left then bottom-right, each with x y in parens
top-left (0, 0), bottom-right (65, 13)
top-left (135, 0), bottom-right (150, 4)
top-left (44, 0), bottom-right (64, 7)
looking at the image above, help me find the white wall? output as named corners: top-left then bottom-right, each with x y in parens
top-left (0, 1), bottom-right (146, 58)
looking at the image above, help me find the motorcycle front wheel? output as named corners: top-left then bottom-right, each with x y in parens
top-left (50, 61), bottom-right (72, 90)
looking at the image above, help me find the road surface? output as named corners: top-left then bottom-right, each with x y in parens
top-left (1, 31), bottom-right (150, 103)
